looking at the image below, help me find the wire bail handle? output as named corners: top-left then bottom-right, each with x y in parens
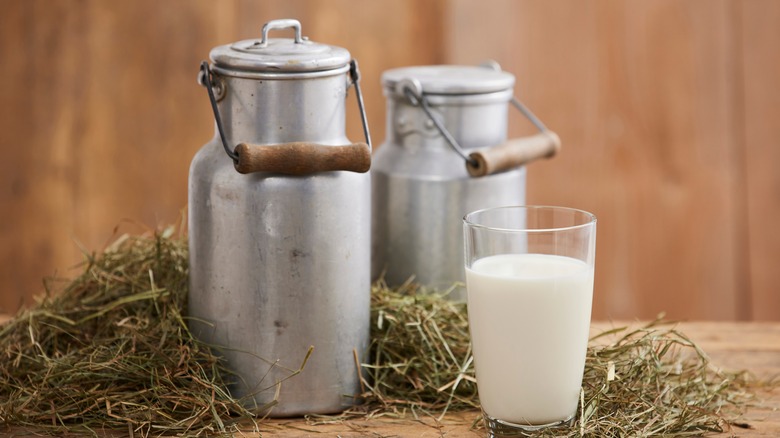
top-left (198, 58), bottom-right (372, 175)
top-left (398, 62), bottom-right (560, 177)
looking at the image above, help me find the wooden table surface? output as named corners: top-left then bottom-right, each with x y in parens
top-left (1, 319), bottom-right (778, 437)
top-left (259, 321), bottom-right (780, 437)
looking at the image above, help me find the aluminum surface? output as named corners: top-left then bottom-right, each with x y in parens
top-left (372, 67), bottom-right (525, 300)
top-left (382, 65), bottom-right (515, 95)
top-left (189, 24), bottom-right (369, 416)
top-left (210, 19), bottom-right (351, 74)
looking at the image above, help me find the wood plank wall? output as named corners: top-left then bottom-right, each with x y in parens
top-left (1, 0), bottom-right (777, 321)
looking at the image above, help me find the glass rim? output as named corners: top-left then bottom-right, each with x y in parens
top-left (463, 205), bottom-right (597, 233)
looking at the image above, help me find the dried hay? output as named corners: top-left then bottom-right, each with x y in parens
top-left (0, 229), bottom-right (761, 436)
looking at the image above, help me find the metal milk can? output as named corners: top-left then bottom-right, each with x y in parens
top-left (372, 64), bottom-right (560, 300)
top-left (188, 19), bottom-right (372, 416)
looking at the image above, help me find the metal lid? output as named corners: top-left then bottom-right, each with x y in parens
top-left (382, 64), bottom-right (515, 95)
top-left (209, 19), bottom-right (351, 73)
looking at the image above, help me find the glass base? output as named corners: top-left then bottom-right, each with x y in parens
top-left (483, 411), bottom-right (575, 437)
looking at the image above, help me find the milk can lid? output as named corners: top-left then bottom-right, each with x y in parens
top-left (209, 19), bottom-right (351, 74)
top-left (382, 64), bottom-right (515, 95)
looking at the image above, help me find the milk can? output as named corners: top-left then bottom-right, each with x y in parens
top-left (188, 19), bottom-right (372, 416)
top-left (372, 64), bottom-right (560, 300)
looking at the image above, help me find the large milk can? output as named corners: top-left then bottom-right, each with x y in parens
top-left (372, 64), bottom-right (560, 300)
top-left (189, 19), bottom-right (372, 416)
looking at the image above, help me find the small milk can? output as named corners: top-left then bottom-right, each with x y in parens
top-left (189, 19), bottom-right (372, 416)
top-left (372, 63), bottom-right (560, 300)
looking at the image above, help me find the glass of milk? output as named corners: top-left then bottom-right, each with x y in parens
top-left (463, 206), bottom-right (596, 436)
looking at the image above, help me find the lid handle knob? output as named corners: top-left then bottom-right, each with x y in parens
top-left (259, 19), bottom-right (304, 47)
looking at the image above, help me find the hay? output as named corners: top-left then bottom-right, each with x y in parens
top-left (573, 323), bottom-right (753, 437)
top-left (358, 281), bottom-right (478, 418)
top-left (0, 229), bottom-right (759, 436)
top-left (0, 226), bottom-right (253, 436)
top-left (349, 284), bottom-right (755, 436)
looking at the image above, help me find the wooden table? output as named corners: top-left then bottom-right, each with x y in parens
top-left (259, 322), bottom-right (780, 437)
top-left (1, 319), bottom-right (778, 436)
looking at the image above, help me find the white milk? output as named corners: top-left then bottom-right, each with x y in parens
top-left (466, 253), bottom-right (594, 425)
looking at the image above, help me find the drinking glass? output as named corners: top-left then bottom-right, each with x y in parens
top-left (463, 206), bottom-right (596, 436)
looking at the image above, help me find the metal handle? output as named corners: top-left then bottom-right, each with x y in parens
top-left (464, 96), bottom-right (559, 177)
top-left (398, 78), bottom-right (478, 167)
top-left (398, 69), bottom-right (559, 177)
top-left (199, 60), bottom-right (372, 175)
top-left (200, 61), bottom-right (238, 162)
top-left (259, 19), bottom-right (304, 46)
top-left (350, 59), bottom-right (372, 151)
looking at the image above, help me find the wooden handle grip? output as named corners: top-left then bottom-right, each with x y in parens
top-left (467, 131), bottom-right (561, 177)
top-left (234, 142), bottom-right (372, 175)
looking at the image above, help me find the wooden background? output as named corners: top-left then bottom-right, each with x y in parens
top-left (1, 1), bottom-right (778, 321)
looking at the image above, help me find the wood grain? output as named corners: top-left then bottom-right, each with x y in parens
top-left (446, 0), bottom-right (768, 321)
top-left (467, 132), bottom-right (560, 177)
top-left (0, 0), bottom-right (219, 313)
top-left (234, 142), bottom-right (371, 175)
top-left (0, 0), bottom-right (445, 314)
top-left (739, 1), bottom-right (780, 321)
top-left (1, 1), bottom-right (779, 320)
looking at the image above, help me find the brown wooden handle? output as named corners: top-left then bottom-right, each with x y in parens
top-left (234, 142), bottom-right (372, 175)
top-left (466, 131), bottom-right (561, 177)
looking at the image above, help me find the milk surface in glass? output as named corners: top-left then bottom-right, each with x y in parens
top-left (466, 253), bottom-right (593, 425)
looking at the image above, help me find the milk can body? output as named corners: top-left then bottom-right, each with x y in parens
top-left (372, 65), bottom-right (558, 301)
top-left (188, 21), bottom-right (370, 416)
